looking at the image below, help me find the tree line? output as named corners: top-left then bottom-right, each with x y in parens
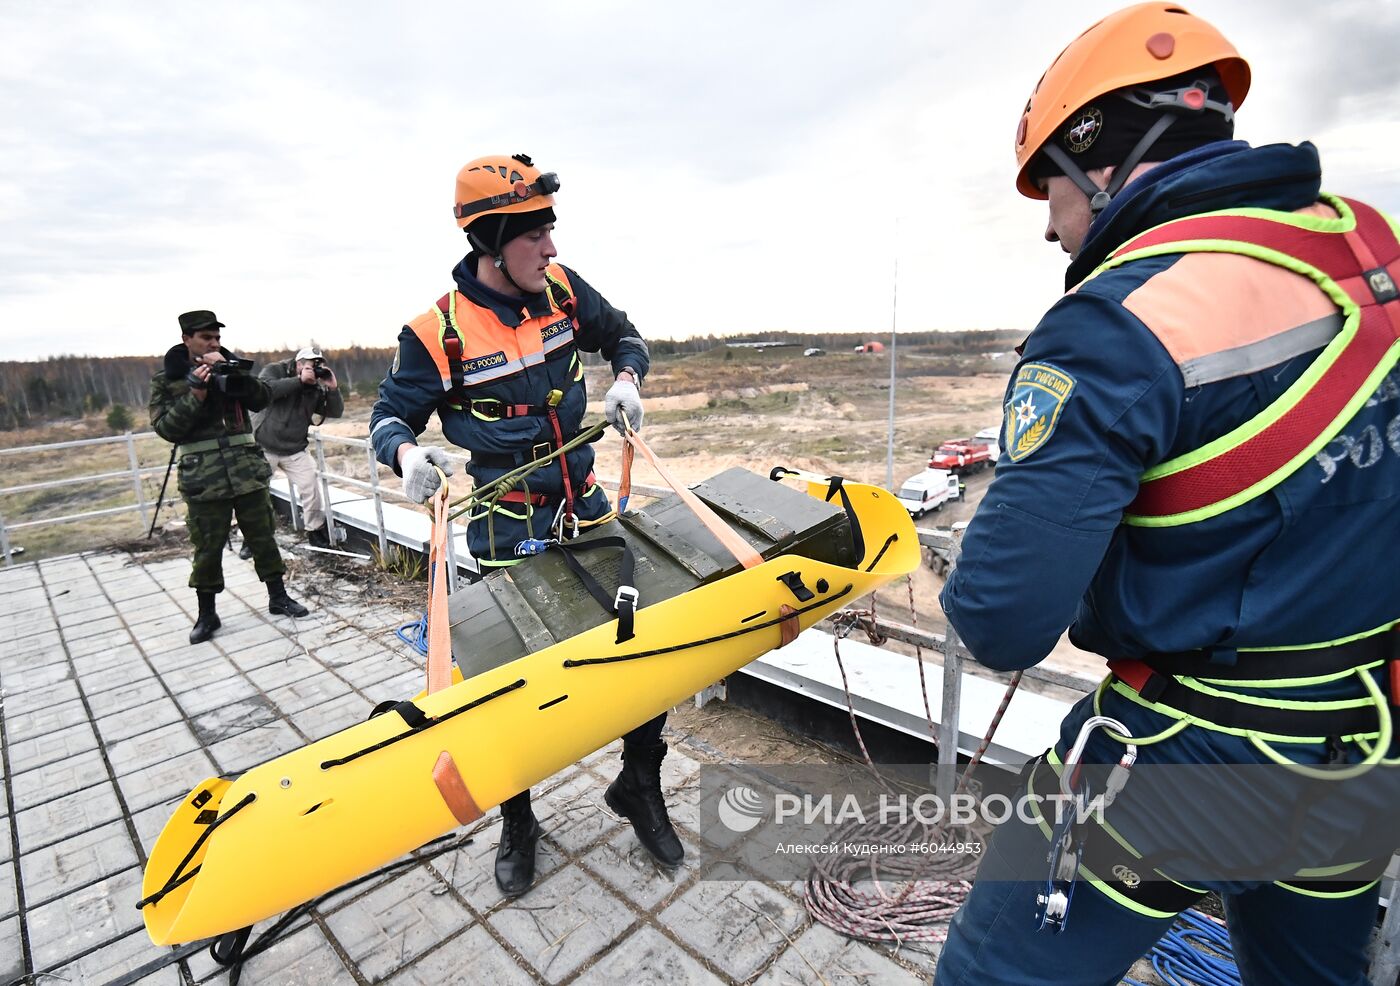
top-left (0, 330), bottom-right (1023, 431)
top-left (0, 345), bottom-right (399, 432)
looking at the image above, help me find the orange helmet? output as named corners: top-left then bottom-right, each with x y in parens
top-left (452, 153), bottom-right (559, 230)
top-left (1014, 2), bottom-right (1250, 200)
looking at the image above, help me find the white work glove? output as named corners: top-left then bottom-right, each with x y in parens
top-left (605, 376), bottom-right (644, 435)
top-left (401, 445), bottom-right (454, 503)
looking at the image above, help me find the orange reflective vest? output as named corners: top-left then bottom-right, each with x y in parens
top-left (404, 263), bottom-right (583, 414)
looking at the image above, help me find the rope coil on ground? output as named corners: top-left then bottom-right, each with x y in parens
top-left (804, 572), bottom-right (1023, 945)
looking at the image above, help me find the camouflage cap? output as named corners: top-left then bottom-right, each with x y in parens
top-left (178, 310), bottom-right (225, 334)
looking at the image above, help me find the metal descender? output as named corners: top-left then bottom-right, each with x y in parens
top-left (1034, 715), bottom-right (1137, 933)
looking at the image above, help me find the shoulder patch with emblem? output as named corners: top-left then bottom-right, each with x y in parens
top-left (1004, 362), bottom-right (1075, 462)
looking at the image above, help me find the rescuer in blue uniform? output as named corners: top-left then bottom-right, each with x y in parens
top-left (371, 154), bottom-right (682, 898)
top-left (935, 5), bottom-right (1400, 984)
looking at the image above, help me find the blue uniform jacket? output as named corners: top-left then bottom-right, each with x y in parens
top-left (942, 141), bottom-right (1400, 672)
top-left (370, 254), bottom-right (649, 494)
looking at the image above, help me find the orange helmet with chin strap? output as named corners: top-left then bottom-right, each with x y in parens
top-left (1014, 2), bottom-right (1250, 213)
top-left (453, 153), bottom-right (559, 229)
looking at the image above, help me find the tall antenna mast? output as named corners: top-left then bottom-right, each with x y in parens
top-left (885, 233), bottom-right (899, 491)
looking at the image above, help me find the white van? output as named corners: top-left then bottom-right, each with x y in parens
top-left (974, 425), bottom-right (1002, 463)
top-left (896, 469), bottom-right (962, 518)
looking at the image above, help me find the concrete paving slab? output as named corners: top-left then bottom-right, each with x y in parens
top-left (60, 615), bottom-right (128, 641)
top-left (26, 865), bottom-right (143, 972)
top-left (116, 748), bottom-right (217, 814)
top-left (130, 800), bottom-right (179, 857)
top-left (387, 922), bottom-right (537, 985)
top-left (335, 651), bottom-right (416, 692)
top-left (2, 660), bottom-right (75, 696)
top-left (174, 676), bottom-right (260, 719)
top-left (96, 696), bottom-right (185, 746)
top-left (19, 818), bottom-right (140, 908)
top-left (5, 697), bottom-right (90, 744)
top-left (0, 913), bottom-right (22, 983)
top-left (226, 922), bottom-right (352, 986)
top-left (105, 722), bottom-right (201, 777)
top-left (754, 922), bottom-right (920, 985)
top-left (48, 928), bottom-right (182, 986)
top-left (267, 672), bottom-right (353, 716)
top-left (245, 653), bottom-right (325, 692)
top-left (70, 640), bottom-right (147, 673)
top-left (6, 719), bottom-right (99, 775)
top-left (190, 696), bottom-right (279, 746)
top-left (574, 925), bottom-right (725, 986)
top-left (219, 621), bottom-right (298, 658)
top-left (159, 655), bottom-right (239, 696)
top-left (581, 826), bottom-right (698, 912)
top-left (83, 654), bottom-right (158, 690)
top-left (660, 878), bottom-right (807, 981)
top-left (488, 865), bottom-right (638, 983)
top-left (322, 866), bottom-right (473, 982)
top-left (0, 614), bottom-right (60, 646)
top-left (292, 691), bottom-right (375, 743)
top-left (363, 669), bottom-right (424, 707)
top-left (10, 748), bottom-right (110, 811)
top-left (208, 719), bottom-right (304, 775)
top-left (15, 780), bottom-right (123, 854)
top-left (538, 775), bottom-right (628, 857)
top-left (0, 855), bottom-right (15, 918)
top-left (88, 679), bottom-right (173, 720)
top-left (144, 639), bottom-right (219, 673)
top-left (0, 635), bottom-right (68, 674)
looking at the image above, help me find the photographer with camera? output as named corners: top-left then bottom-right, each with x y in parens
top-left (149, 310), bottom-right (310, 644)
top-left (254, 344), bottom-right (344, 548)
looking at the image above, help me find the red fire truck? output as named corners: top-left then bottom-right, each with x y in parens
top-left (928, 438), bottom-right (994, 474)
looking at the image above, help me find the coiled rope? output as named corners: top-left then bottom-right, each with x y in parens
top-left (1124, 909), bottom-right (1240, 986)
top-left (804, 572), bottom-right (1023, 946)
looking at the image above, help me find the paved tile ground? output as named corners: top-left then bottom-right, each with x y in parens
top-left (0, 549), bottom-right (945, 985)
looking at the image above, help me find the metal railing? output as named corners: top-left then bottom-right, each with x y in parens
top-left (0, 432), bottom-right (171, 567)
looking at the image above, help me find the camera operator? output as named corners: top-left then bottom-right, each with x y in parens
top-left (149, 310), bottom-right (310, 644)
top-left (254, 344), bottom-right (344, 548)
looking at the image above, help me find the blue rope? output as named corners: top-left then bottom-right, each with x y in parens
top-left (1122, 909), bottom-right (1240, 986)
top-left (395, 612), bottom-right (429, 656)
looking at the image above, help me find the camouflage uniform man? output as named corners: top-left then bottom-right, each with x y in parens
top-left (149, 310), bottom-right (310, 643)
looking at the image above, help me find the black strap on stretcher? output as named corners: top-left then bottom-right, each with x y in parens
top-left (541, 535), bottom-right (639, 644)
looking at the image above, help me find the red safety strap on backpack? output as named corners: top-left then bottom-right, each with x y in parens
top-left (1111, 197), bottom-right (1400, 520)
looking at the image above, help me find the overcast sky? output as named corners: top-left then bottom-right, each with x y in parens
top-left (3, 0), bottom-right (1398, 360)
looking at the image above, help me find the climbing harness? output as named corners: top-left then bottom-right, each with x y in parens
top-left (1087, 195), bottom-right (1400, 527)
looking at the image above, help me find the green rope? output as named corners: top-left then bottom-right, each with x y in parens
top-left (445, 421), bottom-right (608, 524)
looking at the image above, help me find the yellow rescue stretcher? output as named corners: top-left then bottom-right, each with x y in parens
top-left (140, 441), bottom-right (917, 946)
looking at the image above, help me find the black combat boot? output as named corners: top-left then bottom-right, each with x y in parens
top-left (265, 576), bottom-right (310, 618)
top-left (306, 525), bottom-right (331, 549)
top-left (238, 540), bottom-right (254, 560)
top-left (494, 790), bottom-right (541, 897)
top-left (189, 590), bottom-right (221, 644)
top-left (605, 740), bottom-right (684, 866)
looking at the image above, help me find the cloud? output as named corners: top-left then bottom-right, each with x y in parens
top-left (1, 0), bottom-right (1398, 359)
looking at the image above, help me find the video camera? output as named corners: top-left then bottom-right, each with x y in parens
top-left (189, 356), bottom-right (256, 398)
top-left (209, 357), bottom-right (256, 378)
